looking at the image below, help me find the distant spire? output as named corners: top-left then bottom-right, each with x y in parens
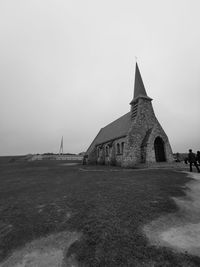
top-left (59, 136), bottom-right (63, 155)
top-left (133, 63), bottom-right (148, 99)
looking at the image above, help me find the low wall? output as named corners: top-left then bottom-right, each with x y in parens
top-left (29, 155), bottom-right (83, 161)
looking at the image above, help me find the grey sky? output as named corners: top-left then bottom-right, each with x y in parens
top-left (0, 0), bottom-right (200, 155)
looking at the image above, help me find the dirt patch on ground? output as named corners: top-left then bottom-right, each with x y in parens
top-left (144, 171), bottom-right (200, 256)
top-left (0, 231), bottom-right (80, 267)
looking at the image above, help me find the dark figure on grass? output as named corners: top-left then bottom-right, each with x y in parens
top-left (196, 151), bottom-right (200, 165)
top-left (188, 149), bottom-right (200, 173)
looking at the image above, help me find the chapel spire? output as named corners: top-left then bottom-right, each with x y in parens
top-left (134, 63), bottom-right (147, 98)
top-left (130, 63), bottom-right (152, 104)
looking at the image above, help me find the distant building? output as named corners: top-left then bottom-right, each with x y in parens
top-left (86, 63), bottom-right (173, 167)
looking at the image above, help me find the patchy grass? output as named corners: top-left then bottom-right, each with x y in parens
top-left (0, 159), bottom-right (200, 266)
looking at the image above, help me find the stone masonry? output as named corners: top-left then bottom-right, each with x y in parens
top-left (86, 63), bottom-right (174, 167)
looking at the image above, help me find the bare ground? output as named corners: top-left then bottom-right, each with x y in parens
top-left (143, 172), bottom-right (200, 256)
top-left (0, 231), bottom-right (80, 267)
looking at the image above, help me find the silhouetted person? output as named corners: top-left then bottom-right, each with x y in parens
top-left (196, 151), bottom-right (200, 165)
top-left (188, 149), bottom-right (200, 173)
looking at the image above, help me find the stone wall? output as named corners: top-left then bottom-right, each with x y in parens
top-left (95, 136), bottom-right (127, 166)
top-left (88, 147), bottom-right (98, 164)
top-left (122, 98), bottom-right (173, 167)
top-left (29, 154), bottom-right (83, 161)
top-left (144, 122), bottom-right (174, 163)
top-left (87, 97), bottom-right (173, 168)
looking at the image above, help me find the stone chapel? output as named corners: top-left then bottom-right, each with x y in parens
top-left (86, 63), bottom-right (174, 167)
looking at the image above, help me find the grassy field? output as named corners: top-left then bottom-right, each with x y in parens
top-left (0, 157), bottom-right (200, 266)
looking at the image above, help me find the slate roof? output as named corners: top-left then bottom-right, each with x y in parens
top-left (86, 63), bottom-right (150, 155)
top-left (133, 63), bottom-right (147, 99)
top-left (130, 63), bottom-right (152, 104)
top-left (86, 112), bottom-right (131, 154)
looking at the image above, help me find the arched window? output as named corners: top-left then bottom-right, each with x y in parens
top-left (97, 147), bottom-right (100, 157)
top-left (106, 146), bottom-right (109, 156)
top-left (121, 142), bottom-right (124, 154)
top-left (117, 143), bottom-right (120, 154)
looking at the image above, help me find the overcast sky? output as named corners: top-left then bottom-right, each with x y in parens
top-left (0, 0), bottom-right (200, 155)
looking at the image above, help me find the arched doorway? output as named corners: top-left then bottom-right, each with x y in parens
top-left (154, 137), bottom-right (166, 162)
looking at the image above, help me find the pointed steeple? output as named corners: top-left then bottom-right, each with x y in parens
top-left (134, 63), bottom-right (147, 98)
top-left (130, 63), bottom-right (152, 104)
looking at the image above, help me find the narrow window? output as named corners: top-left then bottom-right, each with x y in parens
top-left (121, 142), bottom-right (124, 154)
top-left (106, 146), bottom-right (109, 156)
top-left (117, 143), bottom-right (120, 154)
top-left (131, 100), bottom-right (138, 119)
